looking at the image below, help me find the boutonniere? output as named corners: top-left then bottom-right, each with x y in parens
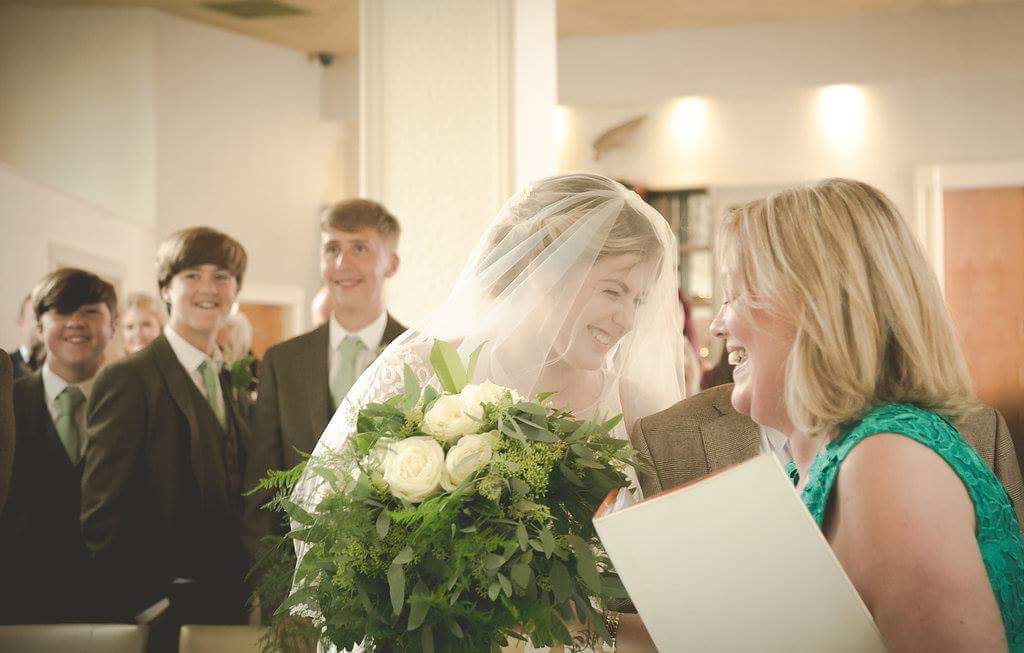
top-left (226, 354), bottom-right (258, 392)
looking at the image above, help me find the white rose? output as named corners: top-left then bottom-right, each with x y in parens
top-left (422, 394), bottom-right (478, 443)
top-left (459, 380), bottom-right (521, 419)
top-left (442, 431), bottom-right (500, 492)
top-left (381, 436), bottom-right (445, 503)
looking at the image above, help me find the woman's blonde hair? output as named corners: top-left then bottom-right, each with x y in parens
top-left (122, 292), bottom-right (167, 326)
top-left (717, 178), bottom-right (973, 437)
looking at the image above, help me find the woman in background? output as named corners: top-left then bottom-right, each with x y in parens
top-left (120, 292), bottom-right (166, 355)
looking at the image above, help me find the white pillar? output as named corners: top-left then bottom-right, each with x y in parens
top-left (359, 0), bottom-right (557, 323)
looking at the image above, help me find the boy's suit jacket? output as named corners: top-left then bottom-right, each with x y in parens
top-left (9, 348), bottom-right (32, 380)
top-left (80, 334), bottom-right (249, 622)
top-left (241, 314), bottom-right (405, 558)
top-left (0, 350), bottom-right (13, 518)
top-left (631, 383), bottom-right (1024, 530)
top-left (0, 371), bottom-right (87, 623)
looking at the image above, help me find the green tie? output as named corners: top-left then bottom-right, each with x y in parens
top-left (56, 386), bottom-right (86, 464)
top-left (198, 360), bottom-right (227, 430)
top-left (331, 336), bottom-right (365, 407)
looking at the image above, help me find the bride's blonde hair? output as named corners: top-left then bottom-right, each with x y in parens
top-left (482, 173), bottom-right (663, 297)
top-left (717, 178), bottom-right (974, 438)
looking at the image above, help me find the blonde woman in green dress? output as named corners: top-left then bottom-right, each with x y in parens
top-left (701, 178), bottom-right (1023, 652)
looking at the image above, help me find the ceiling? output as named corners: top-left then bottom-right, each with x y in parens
top-left (7, 0), bottom-right (1019, 57)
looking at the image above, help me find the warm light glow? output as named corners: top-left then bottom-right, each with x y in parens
top-left (670, 97), bottom-right (708, 142)
top-left (817, 85), bottom-right (865, 147)
top-left (553, 105), bottom-right (570, 146)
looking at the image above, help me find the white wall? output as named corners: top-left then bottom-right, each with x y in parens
top-left (0, 6), bottom-right (343, 339)
top-left (556, 5), bottom-right (1024, 221)
top-left (0, 164), bottom-right (155, 350)
top-left (559, 4), bottom-right (1024, 106)
top-left (152, 12), bottom-right (338, 319)
top-left (0, 6), bottom-right (157, 227)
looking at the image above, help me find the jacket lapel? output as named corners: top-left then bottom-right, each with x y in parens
top-left (305, 323), bottom-right (332, 435)
top-left (700, 386), bottom-right (761, 472)
top-left (381, 313), bottom-right (406, 347)
top-left (151, 334), bottom-right (208, 505)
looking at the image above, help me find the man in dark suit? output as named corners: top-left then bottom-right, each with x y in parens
top-left (243, 199), bottom-right (405, 563)
top-left (0, 269), bottom-right (118, 623)
top-left (81, 227), bottom-right (249, 649)
top-left (9, 294), bottom-right (41, 379)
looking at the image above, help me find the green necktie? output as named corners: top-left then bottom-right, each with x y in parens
top-left (331, 336), bottom-right (365, 408)
top-left (56, 385), bottom-right (86, 464)
top-left (198, 360), bottom-right (227, 430)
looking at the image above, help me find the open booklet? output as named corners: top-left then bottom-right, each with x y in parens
top-left (594, 452), bottom-right (886, 652)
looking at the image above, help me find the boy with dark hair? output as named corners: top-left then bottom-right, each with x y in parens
top-left (81, 227), bottom-right (250, 648)
top-left (0, 268), bottom-right (117, 623)
top-left (243, 198), bottom-right (405, 566)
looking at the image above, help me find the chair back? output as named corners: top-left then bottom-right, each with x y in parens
top-left (179, 625), bottom-right (267, 653)
top-left (0, 624), bottom-right (148, 653)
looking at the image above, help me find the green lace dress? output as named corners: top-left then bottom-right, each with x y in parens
top-left (787, 403), bottom-right (1024, 651)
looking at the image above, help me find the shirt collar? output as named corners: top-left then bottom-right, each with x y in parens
top-left (42, 361), bottom-right (95, 405)
top-left (759, 424), bottom-right (791, 461)
top-left (163, 324), bottom-right (221, 373)
top-left (329, 311), bottom-right (387, 353)
top-left (19, 345), bottom-right (31, 361)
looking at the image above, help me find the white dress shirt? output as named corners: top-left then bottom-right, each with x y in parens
top-left (328, 311), bottom-right (387, 384)
top-left (163, 325), bottom-right (226, 420)
top-left (41, 362), bottom-right (95, 457)
top-left (759, 425), bottom-right (792, 467)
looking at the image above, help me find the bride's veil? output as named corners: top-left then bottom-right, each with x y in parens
top-left (292, 172), bottom-right (687, 563)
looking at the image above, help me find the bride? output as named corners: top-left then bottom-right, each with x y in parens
top-left (293, 172), bottom-right (687, 651)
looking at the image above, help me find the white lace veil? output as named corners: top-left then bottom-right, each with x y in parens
top-left (292, 172), bottom-right (687, 544)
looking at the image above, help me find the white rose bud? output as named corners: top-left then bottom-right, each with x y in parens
top-left (381, 436), bottom-right (445, 503)
top-left (363, 437), bottom-right (395, 486)
top-left (422, 394), bottom-right (478, 443)
top-left (459, 380), bottom-right (521, 419)
top-left (442, 431), bottom-right (500, 492)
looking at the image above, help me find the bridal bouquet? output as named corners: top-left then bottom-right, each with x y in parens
top-left (254, 341), bottom-right (637, 653)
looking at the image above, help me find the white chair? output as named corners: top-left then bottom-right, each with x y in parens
top-left (178, 625), bottom-right (267, 653)
top-left (0, 624), bottom-right (148, 653)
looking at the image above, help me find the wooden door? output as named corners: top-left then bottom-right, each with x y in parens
top-left (943, 187), bottom-right (1024, 466)
top-left (239, 303), bottom-right (286, 360)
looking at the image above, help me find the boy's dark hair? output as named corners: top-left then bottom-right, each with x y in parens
top-left (32, 268), bottom-right (118, 321)
top-left (320, 199), bottom-right (401, 247)
top-left (156, 226), bottom-right (248, 291)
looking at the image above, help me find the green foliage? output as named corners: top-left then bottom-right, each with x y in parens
top-left (256, 342), bottom-right (641, 653)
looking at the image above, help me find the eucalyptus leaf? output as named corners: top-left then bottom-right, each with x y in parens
top-left (448, 619), bottom-right (464, 639)
top-left (539, 527), bottom-right (556, 558)
top-left (559, 462), bottom-right (583, 487)
top-left (576, 458), bottom-right (606, 469)
top-left (515, 523), bottom-right (529, 551)
top-left (484, 554), bottom-right (505, 572)
top-left (465, 341), bottom-right (486, 381)
top-left (570, 442), bottom-right (596, 460)
top-left (376, 511), bottom-right (391, 538)
top-left (549, 561), bottom-right (571, 603)
top-left (429, 340), bottom-right (468, 393)
top-left (388, 563), bottom-right (405, 615)
top-left (513, 401), bottom-right (548, 417)
top-left (407, 581), bottom-right (430, 630)
top-left (394, 546), bottom-right (414, 565)
top-left (403, 365), bottom-right (421, 408)
top-left (421, 624), bottom-right (434, 653)
top-left (487, 581), bottom-right (501, 601)
top-left (511, 563), bottom-right (531, 588)
top-left (497, 572), bottom-right (512, 597)
top-left (601, 413), bottom-right (624, 432)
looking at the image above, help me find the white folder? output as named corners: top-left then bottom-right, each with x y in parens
top-left (594, 452), bottom-right (886, 652)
